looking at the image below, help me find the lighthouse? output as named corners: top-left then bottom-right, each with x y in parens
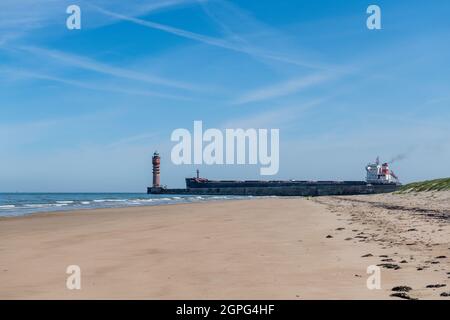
top-left (152, 151), bottom-right (161, 188)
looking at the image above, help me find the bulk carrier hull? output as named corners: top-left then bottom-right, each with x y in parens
top-left (148, 179), bottom-right (400, 196)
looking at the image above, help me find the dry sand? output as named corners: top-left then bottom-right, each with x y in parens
top-left (0, 195), bottom-right (448, 299)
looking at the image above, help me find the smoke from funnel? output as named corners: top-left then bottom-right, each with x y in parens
top-left (388, 153), bottom-right (407, 164)
top-left (388, 148), bottom-right (415, 164)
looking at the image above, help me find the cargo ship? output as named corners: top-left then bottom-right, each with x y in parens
top-left (148, 153), bottom-right (401, 196)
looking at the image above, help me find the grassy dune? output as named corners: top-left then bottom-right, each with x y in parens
top-left (397, 178), bottom-right (450, 193)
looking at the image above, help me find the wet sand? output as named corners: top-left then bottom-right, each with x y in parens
top-left (0, 195), bottom-right (448, 299)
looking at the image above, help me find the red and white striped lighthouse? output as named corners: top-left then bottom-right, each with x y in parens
top-left (152, 151), bottom-right (160, 188)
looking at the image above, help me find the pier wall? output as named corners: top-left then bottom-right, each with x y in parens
top-left (148, 184), bottom-right (398, 196)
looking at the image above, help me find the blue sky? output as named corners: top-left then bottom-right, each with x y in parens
top-left (1, 0), bottom-right (449, 192)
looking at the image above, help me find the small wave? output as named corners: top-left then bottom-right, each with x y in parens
top-left (56, 201), bottom-right (74, 204)
top-left (153, 198), bottom-right (171, 201)
top-left (24, 204), bottom-right (50, 208)
top-left (126, 202), bottom-right (141, 205)
top-left (81, 201), bottom-right (90, 205)
top-left (94, 199), bottom-right (127, 203)
top-left (0, 205), bottom-right (15, 209)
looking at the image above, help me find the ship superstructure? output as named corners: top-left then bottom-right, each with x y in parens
top-left (366, 157), bottom-right (400, 185)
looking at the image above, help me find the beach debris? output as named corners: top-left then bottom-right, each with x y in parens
top-left (392, 286), bottom-right (412, 292)
top-left (344, 237), bottom-right (352, 241)
top-left (426, 284), bottom-right (446, 288)
top-left (326, 235), bottom-right (333, 238)
top-left (435, 255), bottom-right (447, 259)
top-left (440, 292), bottom-right (450, 297)
top-left (399, 260), bottom-right (408, 263)
top-left (361, 253), bottom-right (373, 257)
top-left (336, 227), bottom-right (345, 231)
top-left (381, 258), bottom-right (394, 262)
top-left (377, 263), bottom-right (401, 270)
top-left (390, 292), bottom-right (417, 300)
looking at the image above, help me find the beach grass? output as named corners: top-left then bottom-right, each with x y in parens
top-left (397, 177), bottom-right (450, 193)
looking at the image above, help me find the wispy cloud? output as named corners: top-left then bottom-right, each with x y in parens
top-left (107, 132), bottom-right (159, 148)
top-left (18, 46), bottom-right (198, 91)
top-left (0, 66), bottom-right (192, 101)
top-left (233, 73), bottom-right (333, 104)
top-left (94, 6), bottom-right (324, 69)
top-left (221, 98), bottom-right (327, 129)
top-left (0, 0), bottom-right (202, 43)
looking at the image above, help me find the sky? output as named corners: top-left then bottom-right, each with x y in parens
top-left (0, 0), bottom-right (449, 192)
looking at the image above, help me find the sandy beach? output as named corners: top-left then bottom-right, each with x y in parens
top-left (0, 194), bottom-right (448, 299)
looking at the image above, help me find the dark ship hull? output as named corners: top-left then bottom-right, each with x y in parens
top-left (148, 178), bottom-right (400, 196)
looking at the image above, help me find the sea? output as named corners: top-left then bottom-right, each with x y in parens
top-left (0, 193), bottom-right (254, 217)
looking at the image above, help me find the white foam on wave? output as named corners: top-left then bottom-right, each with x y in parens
top-left (153, 198), bottom-right (171, 201)
top-left (126, 202), bottom-right (141, 205)
top-left (94, 199), bottom-right (128, 202)
top-left (56, 201), bottom-right (74, 204)
top-left (0, 205), bottom-right (15, 209)
top-left (81, 201), bottom-right (90, 205)
top-left (24, 204), bottom-right (50, 208)
top-left (23, 203), bottom-right (69, 208)
top-left (134, 199), bottom-right (153, 202)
